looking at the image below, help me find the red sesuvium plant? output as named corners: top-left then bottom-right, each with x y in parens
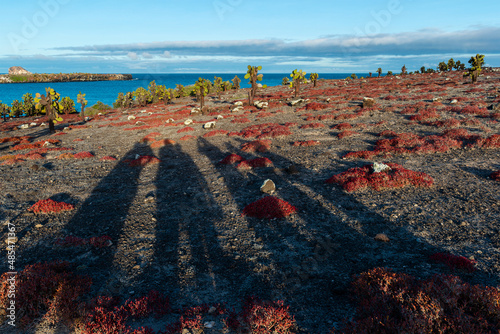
top-left (333, 267), bottom-right (500, 333)
top-left (100, 155), bottom-right (118, 161)
top-left (11, 139), bottom-right (60, 151)
top-left (177, 126), bottom-right (194, 133)
top-left (241, 139), bottom-right (272, 153)
top-left (203, 130), bottom-right (229, 138)
top-left (240, 123), bottom-right (292, 139)
top-left (292, 140), bottom-right (320, 147)
top-left (0, 261), bottom-right (91, 328)
top-left (429, 252), bottom-right (477, 272)
top-left (242, 196), bottom-right (297, 219)
top-left (150, 139), bottom-right (176, 148)
top-left (82, 290), bottom-right (170, 334)
top-left (338, 130), bottom-right (359, 139)
top-left (55, 235), bottom-right (112, 248)
top-left (219, 153), bottom-right (245, 165)
top-left (491, 170), bottom-right (500, 181)
top-left (325, 163), bottom-right (434, 192)
top-left (28, 198), bottom-right (76, 214)
top-left (240, 296), bottom-right (296, 334)
top-left (125, 155), bottom-right (160, 167)
top-left (299, 122), bottom-right (325, 129)
top-left (73, 151), bottom-right (95, 159)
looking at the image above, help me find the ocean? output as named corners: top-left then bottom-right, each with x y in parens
top-left (0, 73), bottom-right (371, 108)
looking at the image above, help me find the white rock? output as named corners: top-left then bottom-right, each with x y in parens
top-left (166, 118), bottom-right (175, 123)
top-left (191, 107), bottom-right (201, 114)
top-left (257, 83), bottom-right (263, 88)
top-left (140, 110), bottom-right (147, 113)
top-left (127, 115), bottom-right (136, 120)
top-left (40, 122), bottom-right (47, 127)
top-left (373, 162), bottom-right (391, 173)
top-left (260, 179), bottom-right (276, 194)
top-left (204, 121), bottom-right (216, 129)
top-left (135, 154), bottom-right (140, 159)
top-left (63, 127), bottom-right (70, 131)
top-left (217, 115), bottom-right (224, 120)
top-left (30, 122), bottom-right (37, 127)
top-left (84, 117), bottom-right (90, 122)
top-left (204, 321), bottom-right (215, 329)
top-left (232, 106), bottom-right (244, 112)
top-left (234, 101), bottom-right (244, 106)
top-left (98, 113), bottom-right (103, 116)
top-left (254, 101), bottom-right (268, 109)
top-left (18, 124), bottom-right (29, 129)
top-left (450, 99), bottom-right (458, 104)
top-left (290, 98), bottom-right (305, 106)
top-left (184, 119), bottom-right (193, 125)
top-left (432, 97), bottom-right (442, 102)
top-left (326, 98), bottom-right (331, 102)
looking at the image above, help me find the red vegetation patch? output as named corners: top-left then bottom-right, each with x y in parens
top-left (256, 112), bottom-right (273, 118)
top-left (239, 296), bottom-right (296, 334)
top-left (179, 135), bottom-right (197, 141)
top-left (325, 163), bottom-right (434, 192)
top-left (409, 108), bottom-right (441, 121)
top-left (305, 102), bottom-right (329, 111)
top-left (334, 267), bottom-right (500, 333)
top-left (73, 138), bottom-right (84, 142)
top-left (11, 139), bottom-right (60, 151)
top-left (150, 139), bottom-right (176, 148)
top-left (100, 155), bottom-right (117, 161)
top-left (0, 261), bottom-right (91, 328)
top-left (247, 157), bottom-right (274, 168)
top-left (334, 123), bottom-right (353, 131)
top-left (56, 235), bottom-right (112, 248)
top-left (300, 122), bottom-right (325, 129)
top-left (52, 132), bottom-right (67, 136)
top-left (241, 139), bottom-right (272, 153)
top-left (0, 136), bottom-right (32, 144)
top-left (73, 151), bottom-right (95, 159)
top-left (429, 252), bottom-right (477, 272)
top-left (292, 140), bottom-right (320, 147)
top-left (450, 105), bottom-right (490, 116)
top-left (83, 290), bottom-right (170, 334)
top-left (242, 196), bottom-right (297, 219)
top-left (140, 132), bottom-right (162, 143)
top-left (219, 153), bottom-right (245, 165)
top-left (203, 130), bottom-right (229, 138)
top-left (57, 153), bottom-right (75, 160)
top-left (491, 170), bottom-right (500, 181)
top-left (236, 160), bottom-right (252, 170)
top-left (240, 123), bottom-right (292, 139)
top-left (125, 155), bottom-right (160, 167)
top-left (28, 199), bottom-right (76, 214)
top-left (338, 130), bottom-right (359, 139)
top-left (177, 126), bottom-right (194, 133)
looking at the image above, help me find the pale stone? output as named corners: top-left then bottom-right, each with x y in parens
top-left (234, 101), bottom-right (244, 106)
top-left (232, 106), bottom-right (244, 112)
top-left (374, 233), bottom-right (390, 242)
top-left (30, 122), bottom-right (37, 127)
top-left (373, 162), bottom-right (391, 173)
top-left (260, 179), bottom-right (276, 194)
top-left (290, 98), bottom-right (305, 106)
top-left (450, 99), bottom-right (458, 104)
top-left (18, 124), bottom-right (29, 129)
top-left (204, 121), bottom-right (216, 129)
top-left (184, 119), bottom-right (193, 125)
top-left (191, 108), bottom-right (200, 114)
top-left (127, 115), bottom-right (136, 120)
top-left (217, 115), bottom-right (224, 120)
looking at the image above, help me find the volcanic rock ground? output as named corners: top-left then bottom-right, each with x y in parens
top-left (1, 71), bottom-right (500, 333)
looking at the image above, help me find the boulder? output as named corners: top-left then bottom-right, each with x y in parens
top-left (362, 97), bottom-right (375, 108)
top-left (260, 179), bottom-right (276, 194)
top-left (203, 121), bottom-right (216, 129)
top-left (9, 66), bottom-right (31, 75)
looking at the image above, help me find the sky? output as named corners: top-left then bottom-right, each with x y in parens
top-left (0, 0), bottom-right (499, 74)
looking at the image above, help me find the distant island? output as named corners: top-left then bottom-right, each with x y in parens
top-left (0, 66), bottom-right (133, 84)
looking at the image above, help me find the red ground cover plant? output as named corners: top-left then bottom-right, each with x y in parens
top-left (242, 196), bottom-right (297, 219)
top-left (73, 138), bottom-right (84, 142)
top-left (28, 198), bottom-right (76, 214)
top-left (236, 160), bottom-right (253, 170)
top-left (150, 139), bottom-right (176, 148)
top-left (333, 267), bottom-right (500, 334)
top-left (176, 126), bottom-right (194, 133)
top-left (491, 170), bottom-right (500, 181)
top-left (299, 122), bottom-right (325, 129)
top-left (100, 155), bottom-right (118, 161)
top-left (239, 296), bottom-right (296, 334)
top-left (429, 252), bottom-right (477, 272)
top-left (240, 123), bottom-right (292, 139)
top-left (11, 139), bottom-right (60, 151)
top-left (82, 290), bottom-right (170, 334)
top-left (125, 156), bottom-right (160, 167)
top-left (292, 140), bottom-right (320, 147)
top-left (247, 157), bottom-right (274, 168)
top-left (241, 139), bottom-right (272, 153)
top-left (338, 130), bottom-right (359, 139)
top-left (0, 261), bottom-right (91, 328)
top-left (55, 235), bottom-right (112, 248)
top-left (409, 108), bottom-right (441, 121)
top-left (140, 132), bottom-right (162, 143)
top-left (219, 153), bottom-right (245, 165)
top-left (450, 105), bottom-right (490, 116)
top-left (58, 152), bottom-right (75, 159)
top-left (203, 130), bottom-right (229, 138)
top-left (305, 102), bottom-right (329, 111)
top-left (179, 135), bottom-right (197, 141)
top-left (325, 163), bottom-right (434, 192)
top-left (0, 135), bottom-right (32, 144)
top-left (334, 123), bottom-right (353, 131)
top-left (73, 151), bottom-right (95, 159)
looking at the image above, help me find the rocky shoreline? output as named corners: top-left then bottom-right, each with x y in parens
top-left (0, 67), bottom-right (133, 84)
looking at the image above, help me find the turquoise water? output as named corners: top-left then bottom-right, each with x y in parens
top-left (0, 73), bottom-right (371, 108)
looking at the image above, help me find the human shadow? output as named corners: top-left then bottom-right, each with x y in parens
top-left (134, 142), bottom-right (270, 306)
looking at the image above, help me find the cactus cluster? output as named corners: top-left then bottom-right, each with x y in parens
top-left (232, 75), bottom-right (241, 90)
top-left (309, 73), bottom-right (319, 87)
top-left (22, 93), bottom-right (35, 117)
top-left (0, 102), bottom-right (10, 122)
top-left (245, 65), bottom-right (266, 105)
top-left (465, 54), bottom-right (485, 83)
top-left (77, 91), bottom-right (87, 118)
top-left (34, 87), bottom-right (63, 133)
top-left (290, 69), bottom-right (307, 97)
top-left (133, 87), bottom-right (152, 107)
top-left (194, 77), bottom-right (211, 109)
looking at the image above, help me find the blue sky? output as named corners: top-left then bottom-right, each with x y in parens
top-left (1, 0), bottom-right (499, 73)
